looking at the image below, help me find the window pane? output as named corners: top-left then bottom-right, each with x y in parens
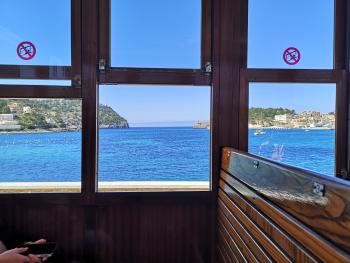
top-left (0, 99), bottom-right (81, 193)
top-left (111, 0), bottom-right (201, 68)
top-left (0, 0), bottom-right (71, 66)
top-left (98, 85), bottom-right (210, 191)
top-left (248, 0), bottom-right (334, 69)
top-left (248, 83), bottom-right (336, 176)
top-left (0, 79), bottom-right (71, 86)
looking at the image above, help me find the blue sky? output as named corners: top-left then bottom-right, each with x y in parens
top-left (0, 0), bottom-right (335, 125)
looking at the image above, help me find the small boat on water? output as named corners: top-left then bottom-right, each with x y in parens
top-left (254, 129), bottom-right (266, 135)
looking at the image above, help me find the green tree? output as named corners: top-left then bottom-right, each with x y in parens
top-left (0, 100), bottom-right (11, 114)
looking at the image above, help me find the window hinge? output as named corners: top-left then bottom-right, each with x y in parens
top-left (205, 62), bottom-right (212, 73)
top-left (99, 59), bottom-right (106, 71)
top-left (340, 168), bottom-right (349, 179)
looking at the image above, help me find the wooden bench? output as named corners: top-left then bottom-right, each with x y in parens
top-left (217, 147), bottom-right (350, 263)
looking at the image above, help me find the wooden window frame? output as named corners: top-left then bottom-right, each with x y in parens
top-left (98, 0), bottom-right (212, 86)
top-left (94, 0), bottom-right (214, 194)
top-left (0, 0), bottom-right (82, 94)
top-left (0, 0), bottom-right (214, 200)
top-left (238, 0), bottom-right (349, 179)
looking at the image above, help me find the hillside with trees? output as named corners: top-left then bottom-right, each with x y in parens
top-left (249, 107), bottom-right (295, 126)
top-left (0, 99), bottom-right (129, 131)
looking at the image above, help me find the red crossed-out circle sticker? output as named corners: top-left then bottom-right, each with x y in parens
top-left (17, 41), bottom-right (36, 60)
top-left (283, 47), bottom-right (300, 65)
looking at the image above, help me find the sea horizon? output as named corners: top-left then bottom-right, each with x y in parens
top-left (0, 127), bottom-right (334, 183)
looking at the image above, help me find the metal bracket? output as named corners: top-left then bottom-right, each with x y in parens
top-left (99, 59), bottom-right (106, 71)
top-left (313, 182), bottom-right (325, 197)
top-left (253, 160), bottom-right (259, 169)
top-left (72, 75), bottom-right (82, 88)
top-left (340, 168), bottom-right (348, 179)
top-left (205, 62), bottom-right (212, 73)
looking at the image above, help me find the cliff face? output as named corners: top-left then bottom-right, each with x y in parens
top-left (0, 99), bottom-right (129, 131)
top-left (99, 105), bottom-right (129, 128)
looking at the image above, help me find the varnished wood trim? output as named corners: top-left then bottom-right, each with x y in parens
top-left (218, 201), bottom-right (273, 263)
top-left (218, 234), bottom-right (231, 263)
top-left (241, 69), bottom-right (342, 83)
top-left (239, 75), bottom-right (248, 151)
top-left (334, 0), bottom-right (347, 70)
top-left (218, 212), bottom-right (258, 263)
top-left (220, 168), bottom-right (350, 262)
top-left (219, 179), bottom-right (318, 263)
top-left (219, 189), bottom-right (291, 263)
top-left (100, 68), bottom-right (211, 86)
top-left (0, 86), bottom-right (81, 98)
top-left (0, 193), bottom-right (82, 205)
top-left (81, 0), bottom-right (98, 200)
top-left (218, 226), bottom-right (240, 263)
top-left (239, 0), bottom-right (248, 69)
top-left (201, 0), bottom-right (212, 71)
top-left (218, 221), bottom-right (247, 263)
top-left (71, 0), bottom-right (82, 85)
top-left (336, 71), bottom-right (349, 176)
top-left (217, 245), bottom-right (228, 263)
top-left (99, 0), bottom-right (110, 68)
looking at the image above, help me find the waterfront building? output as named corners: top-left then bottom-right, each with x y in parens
top-left (0, 114), bottom-right (20, 130)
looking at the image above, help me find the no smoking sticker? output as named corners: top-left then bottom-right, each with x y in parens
top-left (283, 47), bottom-right (300, 65)
top-left (17, 41), bottom-right (36, 60)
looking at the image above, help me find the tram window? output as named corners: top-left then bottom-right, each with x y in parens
top-left (110, 0), bottom-right (201, 69)
top-left (248, 0), bottom-right (334, 69)
top-left (248, 83), bottom-right (336, 176)
top-left (98, 85), bottom-right (211, 191)
top-left (0, 98), bottom-right (82, 193)
top-left (0, 0), bottom-right (71, 66)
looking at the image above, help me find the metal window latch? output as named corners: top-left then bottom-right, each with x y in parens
top-left (72, 75), bottom-right (82, 88)
top-left (205, 62), bottom-right (212, 73)
top-left (253, 160), bottom-right (259, 169)
top-left (340, 168), bottom-right (348, 179)
top-left (313, 182), bottom-right (325, 197)
top-left (99, 59), bottom-right (106, 71)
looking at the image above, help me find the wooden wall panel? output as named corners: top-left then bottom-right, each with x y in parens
top-left (0, 204), bottom-right (84, 262)
top-left (0, 196), bottom-right (213, 263)
top-left (95, 200), bottom-right (212, 263)
top-left (217, 148), bottom-right (350, 263)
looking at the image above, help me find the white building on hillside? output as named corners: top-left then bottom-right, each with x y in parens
top-left (274, 114), bottom-right (291, 123)
top-left (23, 106), bottom-right (32, 114)
top-left (0, 114), bottom-right (20, 130)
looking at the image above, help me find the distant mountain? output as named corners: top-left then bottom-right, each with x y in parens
top-left (0, 99), bottom-right (129, 131)
top-left (99, 105), bottom-right (129, 128)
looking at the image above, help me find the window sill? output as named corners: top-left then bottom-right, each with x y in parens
top-left (0, 181), bottom-right (210, 193)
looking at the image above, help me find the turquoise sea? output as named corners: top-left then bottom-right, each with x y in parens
top-left (248, 129), bottom-right (335, 176)
top-left (0, 128), bottom-right (334, 182)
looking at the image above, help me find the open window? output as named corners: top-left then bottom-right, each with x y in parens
top-left (240, 0), bottom-right (348, 179)
top-left (0, 0), bottom-right (82, 193)
top-left (98, 85), bottom-right (211, 192)
top-left (97, 0), bottom-right (213, 191)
